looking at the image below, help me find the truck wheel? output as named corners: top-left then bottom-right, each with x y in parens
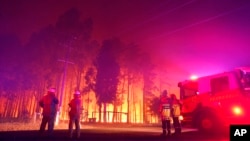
top-left (197, 114), bottom-right (216, 132)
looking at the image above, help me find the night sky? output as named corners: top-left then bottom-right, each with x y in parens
top-left (1, 0), bottom-right (250, 90)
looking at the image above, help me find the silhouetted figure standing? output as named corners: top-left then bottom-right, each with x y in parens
top-left (170, 94), bottom-right (182, 135)
top-left (159, 90), bottom-right (172, 136)
top-left (39, 88), bottom-right (59, 137)
top-left (68, 90), bottom-right (83, 139)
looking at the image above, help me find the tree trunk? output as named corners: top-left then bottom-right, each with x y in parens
top-left (112, 101), bottom-right (117, 123)
top-left (143, 87), bottom-right (146, 123)
top-left (119, 76), bottom-right (126, 122)
top-left (103, 103), bottom-right (107, 122)
top-left (76, 69), bottom-right (82, 90)
top-left (127, 82), bottom-right (130, 123)
top-left (98, 103), bottom-right (102, 122)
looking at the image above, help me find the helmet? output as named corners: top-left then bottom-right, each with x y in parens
top-left (170, 94), bottom-right (176, 99)
top-left (74, 90), bottom-right (81, 95)
top-left (48, 88), bottom-right (56, 93)
top-left (162, 90), bottom-right (168, 96)
top-left (74, 90), bottom-right (81, 98)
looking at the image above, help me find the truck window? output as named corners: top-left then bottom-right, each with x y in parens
top-left (241, 72), bottom-right (250, 90)
top-left (183, 89), bottom-right (197, 98)
top-left (210, 76), bottom-right (229, 94)
top-left (180, 81), bottom-right (198, 99)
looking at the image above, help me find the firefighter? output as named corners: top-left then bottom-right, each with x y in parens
top-left (68, 90), bottom-right (83, 139)
top-left (39, 88), bottom-right (59, 137)
top-left (159, 90), bottom-right (172, 136)
top-left (170, 94), bottom-right (182, 135)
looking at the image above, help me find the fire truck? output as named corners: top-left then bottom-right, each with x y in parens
top-left (178, 67), bottom-right (250, 132)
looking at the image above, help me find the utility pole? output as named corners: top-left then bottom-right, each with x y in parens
top-left (58, 59), bottom-right (74, 107)
top-left (55, 43), bottom-right (74, 125)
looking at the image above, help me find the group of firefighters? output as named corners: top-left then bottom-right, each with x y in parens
top-left (159, 90), bottom-right (182, 136)
top-left (38, 88), bottom-right (82, 139)
top-left (38, 88), bottom-right (182, 139)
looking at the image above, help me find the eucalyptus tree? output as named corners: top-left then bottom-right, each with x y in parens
top-left (120, 44), bottom-right (157, 123)
top-left (117, 43), bottom-right (145, 123)
top-left (139, 53), bottom-right (157, 123)
top-left (148, 96), bottom-right (160, 122)
top-left (95, 39), bottom-right (120, 122)
top-left (55, 8), bottom-right (98, 91)
top-left (0, 34), bottom-right (32, 119)
top-left (83, 67), bottom-right (96, 115)
top-left (24, 25), bottom-right (62, 117)
top-left (45, 7), bottom-right (101, 120)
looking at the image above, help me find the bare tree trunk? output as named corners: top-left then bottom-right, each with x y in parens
top-left (30, 91), bottom-right (36, 117)
top-left (76, 69), bottom-right (82, 90)
top-left (112, 101), bottom-right (117, 123)
top-left (103, 103), bottom-right (107, 122)
top-left (132, 87), bottom-right (137, 123)
top-left (18, 92), bottom-right (24, 118)
top-left (143, 87), bottom-right (146, 123)
top-left (3, 99), bottom-right (9, 118)
top-left (130, 85), bottom-right (134, 123)
top-left (120, 76), bottom-right (126, 122)
top-left (127, 81), bottom-right (130, 123)
top-left (11, 96), bottom-right (16, 118)
top-left (20, 91), bottom-right (27, 119)
top-left (11, 98), bottom-right (16, 118)
top-left (13, 96), bottom-right (19, 118)
top-left (98, 103), bottom-right (102, 122)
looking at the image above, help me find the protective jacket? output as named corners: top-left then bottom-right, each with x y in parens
top-left (39, 93), bottom-right (59, 117)
top-left (172, 99), bottom-right (182, 117)
top-left (68, 98), bottom-right (82, 118)
top-left (170, 94), bottom-right (182, 117)
top-left (159, 96), bottom-right (172, 120)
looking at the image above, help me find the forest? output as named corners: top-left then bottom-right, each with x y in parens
top-left (0, 8), bottom-right (163, 124)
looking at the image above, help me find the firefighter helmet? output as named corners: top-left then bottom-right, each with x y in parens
top-left (74, 90), bottom-right (81, 95)
top-left (162, 90), bottom-right (168, 96)
top-left (170, 94), bottom-right (176, 99)
top-left (48, 88), bottom-right (56, 93)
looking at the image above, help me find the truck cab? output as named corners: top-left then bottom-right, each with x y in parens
top-left (178, 68), bottom-right (250, 132)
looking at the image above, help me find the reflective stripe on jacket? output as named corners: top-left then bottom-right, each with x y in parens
top-left (172, 103), bottom-right (181, 117)
top-left (162, 104), bottom-right (171, 119)
top-left (159, 96), bottom-right (172, 120)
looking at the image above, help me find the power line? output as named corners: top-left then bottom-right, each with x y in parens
top-left (138, 1), bottom-right (250, 45)
top-left (116, 0), bottom-right (197, 37)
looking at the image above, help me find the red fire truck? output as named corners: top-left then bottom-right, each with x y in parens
top-left (178, 67), bottom-right (250, 132)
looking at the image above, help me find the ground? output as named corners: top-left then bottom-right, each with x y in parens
top-left (0, 121), bottom-right (230, 141)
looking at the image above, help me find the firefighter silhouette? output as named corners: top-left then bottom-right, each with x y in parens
top-left (170, 94), bottom-right (182, 135)
top-left (159, 90), bottom-right (172, 136)
top-left (68, 90), bottom-right (83, 139)
top-left (39, 88), bottom-right (59, 137)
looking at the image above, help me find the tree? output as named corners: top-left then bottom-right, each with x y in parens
top-left (0, 7), bottom-right (99, 121)
top-left (23, 25), bottom-right (63, 118)
top-left (53, 7), bottom-right (98, 119)
top-left (117, 43), bottom-right (144, 123)
top-left (148, 96), bottom-right (160, 122)
top-left (83, 67), bottom-right (96, 115)
top-left (0, 34), bottom-right (30, 119)
top-left (140, 53), bottom-right (157, 123)
top-left (95, 39), bottom-right (120, 122)
top-left (55, 7), bottom-right (96, 90)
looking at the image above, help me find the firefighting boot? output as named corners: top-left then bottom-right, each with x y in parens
top-left (167, 130), bottom-right (171, 136)
top-left (173, 128), bottom-right (181, 136)
top-left (76, 131), bottom-right (80, 139)
top-left (177, 128), bottom-right (181, 134)
top-left (69, 130), bottom-right (73, 139)
top-left (162, 129), bottom-right (167, 136)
